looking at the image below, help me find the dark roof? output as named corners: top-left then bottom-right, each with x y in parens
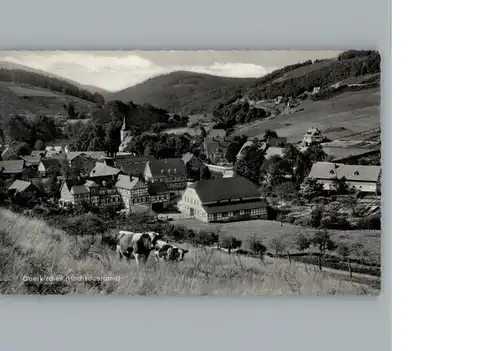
top-left (0, 160), bottom-right (25, 174)
top-left (203, 200), bottom-right (267, 214)
top-left (119, 162), bottom-right (147, 174)
top-left (30, 177), bottom-right (51, 193)
top-left (193, 177), bottom-right (261, 203)
top-left (148, 182), bottom-right (170, 195)
top-left (115, 155), bottom-right (154, 162)
top-left (147, 159), bottom-right (187, 177)
top-left (40, 158), bottom-right (61, 169)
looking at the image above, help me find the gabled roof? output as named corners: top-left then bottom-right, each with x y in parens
top-left (21, 155), bottom-right (42, 166)
top-left (39, 158), bottom-right (61, 169)
top-left (305, 127), bottom-right (321, 135)
top-left (119, 162), bottom-right (147, 174)
top-left (89, 163), bottom-right (121, 178)
top-left (192, 177), bottom-right (261, 203)
top-left (67, 151), bottom-right (106, 161)
top-left (84, 180), bottom-right (99, 188)
top-left (182, 152), bottom-right (197, 164)
top-left (0, 160), bottom-right (25, 174)
top-left (7, 179), bottom-right (33, 193)
top-left (308, 162), bottom-right (381, 182)
top-left (30, 151), bottom-right (47, 158)
top-left (146, 159), bottom-right (187, 177)
top-left (148, 182), bottom-right (170, 195)
top-left (115, 174), bottom-right (147, 190)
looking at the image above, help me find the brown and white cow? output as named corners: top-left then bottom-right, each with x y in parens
top-left (116, 231), bottom-right (155, 265)
top-left (165, 246), bottom-right (189, 262)
top-left (153, 240), bottom-right (173, 262)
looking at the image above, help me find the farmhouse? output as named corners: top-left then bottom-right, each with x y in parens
top-left (38, 159), bottom-right (61, 177)
top-left (144, 159), bottom-right (188, 195)
top-left (148, 182), bottom-right (171, 211)
top-left (0, 160), bottom-right (25, 178)
top-left (114, 174), bottom-right (149, 212)
top-left (59, 179), bottom-right (121, 209)
top-left (88, 163), bottom-right (121, 182)
top-left (20, 155), bottom-right (42, 167)
top-left (308, 161), bottom-right (381, 193)
top-left (7, 180), bottom-right (37, 198)
top-left (115, 155), bottom-right (153, 178)
top-left (302, 127), bottom-right (323, 146)
top-left (177, 177), bottom-right (267, 223)
top-left (203, 140), bottom-right (228, 165)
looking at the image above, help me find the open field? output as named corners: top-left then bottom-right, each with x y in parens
top-left (0, 209), bottom-right (379, 295)
top-left (231, 88), bottom-right (380, 144)
top-left (171, 218), bottom-right (381, 264)
top-left (0, 82), bottom-right (98, 119)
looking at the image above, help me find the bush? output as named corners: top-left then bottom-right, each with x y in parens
top-left (247, 236), bottom-right (267, 255)
top-left (293, 217), bottom-right (310, 227)
top-left (219, 235), bottom-right (242, 253)
top-left (194, 230), bottom-right (219, 247)
top-left (357, 214), bottom-right (381, 230)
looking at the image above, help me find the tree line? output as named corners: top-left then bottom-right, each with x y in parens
top-left (0, 68), bottom-right (105, 104)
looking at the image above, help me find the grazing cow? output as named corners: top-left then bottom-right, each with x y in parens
top-left (165, 246), bottom-right (189, 262)
top-left (153, 240), bottom-right (173, 262)
top-left (116, 232), bottom-right (155, 265)
top-left (144, 231), bottom-right (162, 247)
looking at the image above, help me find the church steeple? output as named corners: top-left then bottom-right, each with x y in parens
top-left (120, 116), bottom-right (132, 143)
top-left (121, 116), bottom-right (129, 131)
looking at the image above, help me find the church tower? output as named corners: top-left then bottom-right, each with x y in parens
top-left (120, 116), bottom-right (132, 143)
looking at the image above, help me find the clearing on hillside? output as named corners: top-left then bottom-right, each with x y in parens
top-left (231, 87), bottom-right (380, 144)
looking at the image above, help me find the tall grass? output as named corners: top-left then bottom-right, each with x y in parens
top-left (0, 209), bottom-right (379, 295)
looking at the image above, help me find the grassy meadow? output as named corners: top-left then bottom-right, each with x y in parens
top-left (0, 209), bottom-right (379, 295)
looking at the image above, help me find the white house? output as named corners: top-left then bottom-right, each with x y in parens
top-left (308, 161), bottom-right (381, 193)
top-left (302, 127), bottom-right (323, 146)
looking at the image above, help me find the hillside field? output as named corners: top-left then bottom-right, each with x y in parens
top-left (0, 81), bottom-right (98, 118)
top-left (171, 218), bottom-right (381, 265)
top-left (0, 209), bottom-right (379, 295)
top-left (231, 87), bottom-right (381, 144)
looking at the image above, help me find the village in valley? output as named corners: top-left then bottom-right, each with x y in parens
top-left (0, 49), bottom-right (382, 296)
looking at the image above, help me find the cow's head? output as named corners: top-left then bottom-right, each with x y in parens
top-left (177, 248), bottom-right (189, 262)
top-left (140, 233), bottom-right (154, 250)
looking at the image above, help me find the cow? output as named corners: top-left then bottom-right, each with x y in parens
top-left (144, 231), bottom-right (162, 247)
top-left (116, 231), bottom-right (155, 265)
top-left (165, 246), bottom-right (189, 262)
top-left (153, 240), bottom-right (173, 262)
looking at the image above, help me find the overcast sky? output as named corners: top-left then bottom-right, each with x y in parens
top-left (0, 50), bottom-right (342, 92)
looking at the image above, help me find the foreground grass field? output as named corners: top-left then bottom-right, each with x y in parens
top-left (0, 209), bottom-right (379, 295)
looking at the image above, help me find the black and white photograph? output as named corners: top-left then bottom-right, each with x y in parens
top-left (0, 49), bottom-right (382, 295)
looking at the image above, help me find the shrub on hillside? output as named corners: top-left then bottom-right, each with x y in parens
top-left (356, 214), bottom-right (381, 230)
top-left (194, 230), bottom-right (219, 247)
top-left (219, 235), bottom-right (242, 253)
top-left (294, 216), bottom-right (310, 227)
